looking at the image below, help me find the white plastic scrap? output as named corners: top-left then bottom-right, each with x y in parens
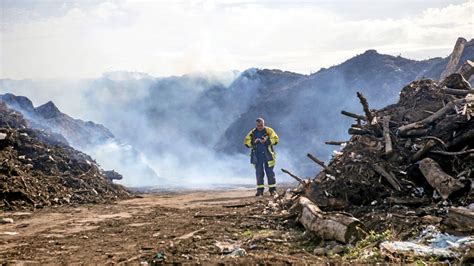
top-left (380, 241), bottom-right (456, 258)
top-left (0, 133), bottom-right (6, 140)
top-left (381, 225), bottom-right (474, 259)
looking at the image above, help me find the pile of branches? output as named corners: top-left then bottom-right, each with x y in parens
top-left (0, 103), bottom-right (131, 210)
top-left (281, 61), bottom-right (473, 246)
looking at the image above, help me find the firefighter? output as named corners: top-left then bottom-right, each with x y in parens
top-left (244, 117), bottom-right (279, 196)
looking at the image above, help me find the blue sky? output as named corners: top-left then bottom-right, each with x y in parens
top-left (1, 0), bottom-right (472, 78)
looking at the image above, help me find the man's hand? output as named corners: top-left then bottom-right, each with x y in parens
top-left (261, 136), bottom-right (268, 143)
top-left (254, 138), bottom-right (261, 144)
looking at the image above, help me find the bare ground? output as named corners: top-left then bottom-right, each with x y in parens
top-left (0, 188), bottom-right (329, 264)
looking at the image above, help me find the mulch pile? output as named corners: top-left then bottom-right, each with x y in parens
top-left (0, 103), bottom-right (131, 210)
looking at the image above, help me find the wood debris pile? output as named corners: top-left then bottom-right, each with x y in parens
top-left (0, 103), bottom-right (131, 210)
top-left (281, 61), bottom-right (474, 253)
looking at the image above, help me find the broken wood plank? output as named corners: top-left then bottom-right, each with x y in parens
top-left (418, 158), bottom-right (465, 200)
top-left (175, 228), bottom-right (205, 240)
top-left (306, 153), bottom-right (334, 174)
top-left (341, 110), bottom-right (366, 121)
top-left (372, 164), bottom-right (401, 191)
top-left (398, 98), bottom-right (469, 134)
top-left (382, 115), bottom-right (393, 155)
top-left (296, 196), bottom-right (366, 244)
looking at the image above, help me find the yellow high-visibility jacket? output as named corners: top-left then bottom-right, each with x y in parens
top-left (244, 127), bottom-right (279, 167)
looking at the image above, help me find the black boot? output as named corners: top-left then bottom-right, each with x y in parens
top-left (255, 189), bottom-right (264, 197)
top-left (269, 187), bottom-right (276, 196)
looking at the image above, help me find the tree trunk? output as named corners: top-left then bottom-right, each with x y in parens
top-left (418, 158), bottom-right (465, 200)
top-left (440, 37), bottom-right (467, 80)
top-left (296, 196), bottom-right (366, 244)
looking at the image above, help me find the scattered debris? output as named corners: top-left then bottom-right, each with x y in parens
top-left (0, 217), bottom-right (14, 224)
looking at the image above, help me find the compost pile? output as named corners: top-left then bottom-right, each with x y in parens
top-left (0, 103), bottom-right (131, 210)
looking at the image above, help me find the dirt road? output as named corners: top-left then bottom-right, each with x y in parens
top-left (1, 189), bottom-right (325, 264)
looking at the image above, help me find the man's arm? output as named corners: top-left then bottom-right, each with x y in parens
top-left (266, 127), bottom-right (279, 145)
top-left (244, 129), bottom-right (254, 148)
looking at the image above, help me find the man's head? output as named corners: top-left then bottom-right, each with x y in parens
top-left (256, 117), bottom-right (265, 131)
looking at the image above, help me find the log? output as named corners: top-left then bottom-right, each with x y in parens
top-left (382, 115), bottom-right (393, 155)
top-left (356, 92), bottom-right (374, 123)
top-left (296, 196), bottom-right (366, 243)
top-left (325, 141), bottom-right (347, 146)
top-left (443, 88), bottom-right (474, 96)
top-left (398, 98), bottom-right (469, 134)
top-left (348, 127), bottom-right (370, 135)
top-left (442, 87), bottom-right (474, 96)
top-left (372, 164), bottom-right (402, 191)
top-left (440, 37), bottom-right (467, 80)
top-left (442, 207), bottom-right (474, 233)
top-left (281, 168), bottom-right (304, 184)
top-left (430, 149), bottom-right (474, 156)
top-left (418, 158), bottom-right (465, 200)
top-left (341, 110), bottom-right (366, 121)
top-left (459, 60), bottom-right (474, 80)
top-left (306, 153), bottom-right (335, 174)
top-left (410, 140), bottom-right (436, 162)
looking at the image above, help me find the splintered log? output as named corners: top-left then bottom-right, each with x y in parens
top-left (372, 164), bottom-right (402, 191)
top-left (281, 168), bottom-right (304, 184)
top-left (410, 140), bottom-right (436, 162)
top-left (459, 60), bottom-right (474, 80)
top-left (442, 87), bottom-right (474, 96)
top-left (398, 98), bottom-right (469, 134)
top-left (348, 127), bottom-right (370, 135)
top-left (419, 158), bottom-right (465, 200)
top-left (382, 116), bottom-right (393, 155)
top-left (325, 141), bottom-right (347, 146)
top-left (442, 207), bottom-right (474, 233)
top-left (440, 37), bottom-right (467, 80)
top-left (306, 153), bottom-right (334, 174)
top-left (341, 110), bottom-right (366, 121)
top-left (296, 196), bottom-right (366, 243)
top-left (356, 92), bottom-right (374, 123)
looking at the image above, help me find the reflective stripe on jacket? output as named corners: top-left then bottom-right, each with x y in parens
top-left (243, 127), bottom-right (279, 167)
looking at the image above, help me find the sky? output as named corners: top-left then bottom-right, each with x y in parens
top-left (0, 0), bottom-right (473, 79)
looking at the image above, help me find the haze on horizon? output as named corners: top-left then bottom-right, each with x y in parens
top-left (0, 0), bottom-right (473, 79)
